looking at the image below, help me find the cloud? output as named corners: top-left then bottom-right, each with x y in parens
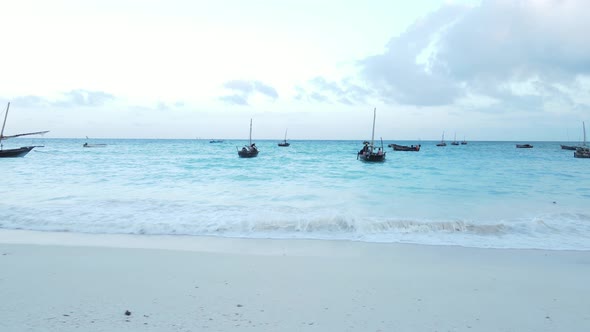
top-left (358, 0), bottom-right (590, 111)
top-left (2, 90), bottom-right (116, 109)
top-left (219, 80), bottom-right (278, 105)
top-left (54, 89), bottom-right (115, 107)
top-left (294, 76), bottom-right (372, 105)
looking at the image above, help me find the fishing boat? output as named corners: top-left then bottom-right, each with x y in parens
top-left (451, 133), bottom-right (459, 145)
top-left (388, 143), bottom-right (420, 151)
top-left (563, 122), bottom-right (587, 151)
top-left (278, 129), bottom-right (290, 147)
top-left (357, 108), bottom-right (385, 162)
top-left (0, 102), bottom-right (49, 158)
top-left (461, 136), bottom-right (467, 145)
top-left (574, 122), bottom-right (589, 159)
top-left (209, 139), bottom-right (224, 143)
top-left (237, 119), bottom-right (259, 158)
top-left (83, 136), bottom-right (107, 148)
top-left (516, 144), bottom-right (533, 148)
top-left (436, 132), bottom-right (446, 146)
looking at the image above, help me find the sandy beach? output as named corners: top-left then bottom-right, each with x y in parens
top-left (0, 230), bottom-right (589, 332)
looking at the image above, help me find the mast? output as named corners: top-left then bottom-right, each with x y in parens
top-left (284, 128), bottom-right (288, 143)
top-left (371, 108), bottom-right (376, 151)
top-left (583, 121), bottom-right (587, 147)
top-left (1, 102), bottom-right (9, 140)
top-left (249, 118), bottom-right (253, 146)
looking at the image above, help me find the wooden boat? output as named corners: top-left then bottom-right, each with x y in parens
top-left (278, 129), bottom-right (290, 147)
top-left (436, 131), bottom-right (446, 146)
top-left (388, 143), bottom-right (420, 151)
top-left (574, 122), bottom-right (588, 159)
top-left (561, 145), bottom-right (577, 150)
top-left (357, 108), bottom-right (385, 162)
top-left (237, 119), bottom-right (259, 158)
top-left (516, 144), bottom-right (533, 148)
top-left (83, 136), bottom-right (107, 148)
top-left (0, 102), bottom-right (49, 158)
top-left (451, 133), bottom-right (459, 145)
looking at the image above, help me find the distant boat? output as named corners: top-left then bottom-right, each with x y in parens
top-left (237, 119), bottom-right (259, 158)
top-left (564, 122), bottom-right (587, 151)
top-left (451, 133), bottom-right (459, 145)
top-left (357, 108), bottom-right (385, 162)
top-left (516, 144), bottom-right (533, 148)
top-left (83, 136), bottom-right (107, 148)
top-left (574, 122), bottom-right (589, 159)
top-left (436, 131), bottom-right (446, 146)
top-left (209, 139), bottom-right (224, 143)
top-left (0, 102), bottom-right (49, 158)
top-left (388, 143), bottom-right (420, 152)
top-left (278, 129), bottom-right (290, 147)
top-left (461, 136), bottom-right (468, 145)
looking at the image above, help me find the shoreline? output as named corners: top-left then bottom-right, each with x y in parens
top-left (1, 229), bottom-right (589, 331)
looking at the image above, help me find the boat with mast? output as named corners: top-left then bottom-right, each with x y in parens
top-left (574, 121), bottom-right (589, 158)
top-left (0, 102), bottom-right (49, 158)
top-left (451, 133), bottom-right (459, 145)
top-left (357, 108), bottom-right (385, 162)
top-left (436, 131), bottom-right (446, 146)
top-left (461, 136), bottom-right (467, 145)
top-left (278, 128), bottom-right (290, 147)
top-left (237, 118), bottom-right (259, 158)
top-left (83, 136), bottom-right (107, 148)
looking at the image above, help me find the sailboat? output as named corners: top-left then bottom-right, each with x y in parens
top-left (237, 118), bottom-right (259, 158)
top-left (0, 102), bottom-right (49, 158)
top-left (278, 128), bottom-right (290, 147)
top-left (461, 136), bottom-right (467, 145)
top-left (563, 122), bottom-right (586, 151)
top-left (451, 133), bottom-right (459, 145)
top-left (83, 136), bottom-right (107, 148)
top-left (574, 121), bottom-right (589, 158)
top-left (357, 108), bottom-right (385, 162)
top-left (436, 131), bottom-right (446, 146)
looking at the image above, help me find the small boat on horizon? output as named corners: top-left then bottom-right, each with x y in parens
top-left (461, 136), bottom-right (467, 145)
top-left (388, 143), bottom-right (420, 152)
top-left (0, 102), bottom-right (49, 158)
top-left (237, 119), bottom-right (259, 158)
top-left (209, 139), bottom-right (224, 143)
top-left (83, 136), bottom-right (107, 148)
top-left (436, 131), bottom-right (446, 147)
top-left (516, 144), bottom-right (534, 149)
top-left (574, 122), bottom-right (589, 159)
top-left (357, 108), bottom-right (385, 162)
top-left (451, 133), bottom-right (459, 145)
top-left (278, 128), bottom-right (290, 147)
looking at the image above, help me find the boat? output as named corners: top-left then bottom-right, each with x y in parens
top-left (516, 144), bottom-right (533, 148)
top-left (461, 136), bottom-right (467, 145)
top-left (574, 122), bottom-right (589, 159)
top-left (357, 108), bottom-right (385, 162)
top-left (561, 144), bottom-right (577, 150)
top-left (388, 143), bottom-right (420, 151)
top-left (237, 119), bottom-right (259, 158)
top-left (451, 133), bottom-right (459, 145)
top-left (278, 129), bottom-right (290, 147)
top-left (0, 102), bottom-right (49, 158)
top-left (436, 132), bottom-right (446, 146)
top-left (563, 122), bottom-right (587, 151)
top-left (83, 136), bottom-right (107, 148)
top-left (209, 139), bottom-right (224, 143)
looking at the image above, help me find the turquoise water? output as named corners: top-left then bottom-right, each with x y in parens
top-left (1, 138), bottom-right (589, 250)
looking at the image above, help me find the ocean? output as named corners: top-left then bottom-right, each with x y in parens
top-left (1, 138), bottom-right (589, 250)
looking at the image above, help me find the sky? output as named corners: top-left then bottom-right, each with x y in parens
top-left (1, 0), bottom-right (589, 141)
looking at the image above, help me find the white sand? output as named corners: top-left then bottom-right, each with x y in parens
top-left (0, 230), bottom-right (589, 332)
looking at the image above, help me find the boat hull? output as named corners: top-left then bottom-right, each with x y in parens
top-left (561, 145), bottom-right (578, 150)
top-left (516, 144), bottom-right (533, 148)
top-left (238, 148), bottom-right (259, 158)
top-left (0, 146), bottom-right (35, 158)
top-left (278, 143), bottom-right (290, 147)
top-left (359, 152), bottom-right (385, 162)
top-left (574, 147), bottom-right (590, 158)
top-left (389, 144), bottom-right (420, 151)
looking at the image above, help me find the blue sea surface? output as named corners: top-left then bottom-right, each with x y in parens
top-left (1, 138), bottom-right (589, 250)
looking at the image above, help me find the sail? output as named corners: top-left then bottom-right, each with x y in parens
top-left (1, 102), bottom-right (49, 141)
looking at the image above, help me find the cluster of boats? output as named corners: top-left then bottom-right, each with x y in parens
top-left (1, 102), bottom-right (588, 160)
